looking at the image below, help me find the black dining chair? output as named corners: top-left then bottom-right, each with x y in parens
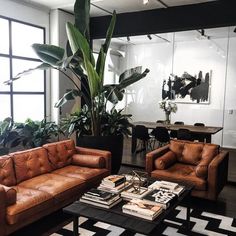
top-left (156, 120), bottom-right (165, 123)
top-left (170, 121), bottom-right (184, 139)
top-left (133, 125), bottom-right (152, 154)
top-left (193, 123), bottom-right (206, 142)
top-left (152, 127), bottom-right (170, 148)
top-left (177, 128), bottom-right (192, 141)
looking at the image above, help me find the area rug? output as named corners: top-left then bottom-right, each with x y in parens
top-left (51, 206), bottom-right (236, 236)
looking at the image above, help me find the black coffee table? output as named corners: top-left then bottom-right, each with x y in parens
top-left (63, 184), bottom-right (192, 236)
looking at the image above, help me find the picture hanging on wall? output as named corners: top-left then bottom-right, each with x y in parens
top-left (162, 70), bottom-right (212, 104)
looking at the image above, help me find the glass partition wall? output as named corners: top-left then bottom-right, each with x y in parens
top-left (93, 26), bottom-right (236, 150)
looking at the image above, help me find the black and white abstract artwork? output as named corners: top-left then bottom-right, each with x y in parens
top-left (162, 71), bottom-right (211, 104)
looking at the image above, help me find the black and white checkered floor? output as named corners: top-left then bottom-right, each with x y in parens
top-left (51, 206), bottom-right (236, 236)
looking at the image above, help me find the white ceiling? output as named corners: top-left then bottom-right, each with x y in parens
top-left (13, 0), bottom-right (218, 17)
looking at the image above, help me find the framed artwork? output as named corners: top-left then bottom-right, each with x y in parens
top-left (162, 70), bottom-right (212, 104)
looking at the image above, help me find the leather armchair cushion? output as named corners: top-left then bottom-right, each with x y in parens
top-left (11, 148), bottom-right (52, 184)
top-left (154, 151), bottom-right (177, 170)
top-left (181, 142), bottom-right (204, 165)
top-left (6, 186), bottom-right (53, 225)
top-left (43, 140), bottom-right (76, 170)
top-left (169, 140), bottom-right (185, 159)
top-left (0, 155), bottom-right (16, 186)
top-left (0, 184), bottom-right (16, 206)
top-left (151, 163), bottom-right (206, 191)
top-left (72, 154), bottom-right (105, 168)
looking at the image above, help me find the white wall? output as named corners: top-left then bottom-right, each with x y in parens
top-left (115, 28), bottom-right (236, 148)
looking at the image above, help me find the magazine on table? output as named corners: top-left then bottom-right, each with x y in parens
top-left (80, 197), bottom-right (122, 209)
top-left (143, 188), bottom-right (178, 209)
top-left (85, 188), bottom-right (113, 200)
top-left (148, 180), bottom-right (185, 196)
top-left (102, 175), bottom-right (126, 187)
top-left (81, 194), bottom-right (120, 205)
top-left (122, 199), bottom-right (163, 221)
top-left (121, 186), bottom-right (151, 200)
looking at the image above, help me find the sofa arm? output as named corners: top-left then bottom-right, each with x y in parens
top-left (146, 145), bottom-right (170, 175)
top-left (207, 151), bottom-right (229, 200)
top-left (72, 154), bottom-right (106, 169)
top-left (0, 184), bottom-right (17, 206)
top-left (0, 186), bottom-right (7, 236)
top-left (75, 146), bottom-right (111, 173)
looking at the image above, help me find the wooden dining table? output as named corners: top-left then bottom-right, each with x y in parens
top-left (131, 121), bottom-right (223, 153)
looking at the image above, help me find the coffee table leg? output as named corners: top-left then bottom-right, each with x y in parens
top-left (186, 206), bottom-right (190, 230)
top-left (73, 216), bottom-right (79, 236)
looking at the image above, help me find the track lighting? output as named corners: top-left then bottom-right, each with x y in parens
top-left (234, 27), bottom-right (236, 33)
top-left (147, 34), bottom-right (152, 40)
top-left (143, 0), bottom-right (149, 5)
top-left (127, 36), bottom-right (130, 42)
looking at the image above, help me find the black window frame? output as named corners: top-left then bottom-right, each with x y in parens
top-left (0, 15), bottom-right (46, 121)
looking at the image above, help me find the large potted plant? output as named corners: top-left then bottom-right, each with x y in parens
top-left (6, 0), bottom-right (149, 173)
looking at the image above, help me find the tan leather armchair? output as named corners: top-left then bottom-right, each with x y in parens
top-left (146, 140), bottom-right (229, 201)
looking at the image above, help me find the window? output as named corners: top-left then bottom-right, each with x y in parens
top-left (0, 16), bottom-right (46, 122)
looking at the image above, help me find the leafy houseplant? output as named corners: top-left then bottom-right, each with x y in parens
top-left (0, 118), bottom-right (21, 155)
top-left (6, 0), bottom-right (149, 173)
top-left (159, 100), bottom-right (177, 124)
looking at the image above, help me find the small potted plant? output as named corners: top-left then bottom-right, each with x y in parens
top-left (159, 100), bottom-right (177, 124)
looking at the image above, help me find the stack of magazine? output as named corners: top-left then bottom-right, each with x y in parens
top-left (98, 175), bottom-right (131, 193)
top-left (80, 188), bottom-right (122, 209)
top-left (121, 186), bottom-right (151, 201)
top-left (122, 199), bottom-right (163, 221)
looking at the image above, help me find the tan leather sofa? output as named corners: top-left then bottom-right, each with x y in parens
top-left (146, 140), bottom-right (229, 201)
top-left (0, 139), bottom-right (111, 236)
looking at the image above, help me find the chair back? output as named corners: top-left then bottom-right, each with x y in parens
top-left (177, 128), bottom-right (192, 141)
top-left (174, 121), bottom-right (184, 125)
top-left (194, 123), bottom-right (205, 126)
top-left (156, 120), bottom-right (165, 123)
top-left (133, 125), bottom-right (150, 141)
top-left (153, 127), bottom-right (170, 143)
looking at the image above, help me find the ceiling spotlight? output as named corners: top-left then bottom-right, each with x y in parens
top-left (234, 27), bottom-right (236, 33)
top-left (147, 34), bottom-right (152, 40)
top-left (143, 0), bottom-right (149, 5)
top-left (127, 36), bottom-right (130, 42)
top-left (201, 29), bottom-right (205, 36)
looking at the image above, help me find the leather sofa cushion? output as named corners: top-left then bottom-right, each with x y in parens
top-left (6, 186), bottom-right (53, 225)
top-left (151, 163), bottom-right (206, 191)
top-left (43, 140), bottom-right (76, 170)
top-left (52, 165), bottom-right (109, 184)
top-left (72, 154), bottom-right (105, 168)
top-left (0, 155), bottom-right (16, 186)
top-left (19, 173), bottom-right (85, 203)
top-left (0, 184), bottom-right (17, 206)
top-left (154, 151), bottom-right (177, 170)
top-left (11, 147), bottom-right (52, 184)
top-left (181, 143), bottom-right (204, 165)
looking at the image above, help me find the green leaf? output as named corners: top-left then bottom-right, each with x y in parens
top-left (4, 63), bottom-right (51, 85)
top-left (55, 89), bottom-right (83, 108)
top-left (32, 44), bottom-right (65, 66)
top-left (66, 22), bottom-right (93, 65)
top-left (118, 68), bottom-right (150, 89)
top-left (96, 11), bottom-right (116, 81)
top-left (74, 0), bottom-right (90, 41)
top-left (103, 85), bottom-right (124, 104)
top-left (83, 54), bottom-right (101, 98)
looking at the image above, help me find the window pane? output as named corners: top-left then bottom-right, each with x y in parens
top-left (0, 57), bottom-right (10, 91)
top-left (0, 18), bottom-right (9, 54)
top-left (12, 22), bottom-right (44, 58)
top-left (12, 59), bottom-right (44, 92)
top-left (0, 95), bottom-right (11, 120)
top-left (13, 94), bottom-right (44, 122)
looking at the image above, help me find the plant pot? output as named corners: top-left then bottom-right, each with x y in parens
top-left (76, 134), bottom-right (124, 174)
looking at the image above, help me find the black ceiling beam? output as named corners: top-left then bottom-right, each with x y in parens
top-left (90, 0), bottom-right (236, 39)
